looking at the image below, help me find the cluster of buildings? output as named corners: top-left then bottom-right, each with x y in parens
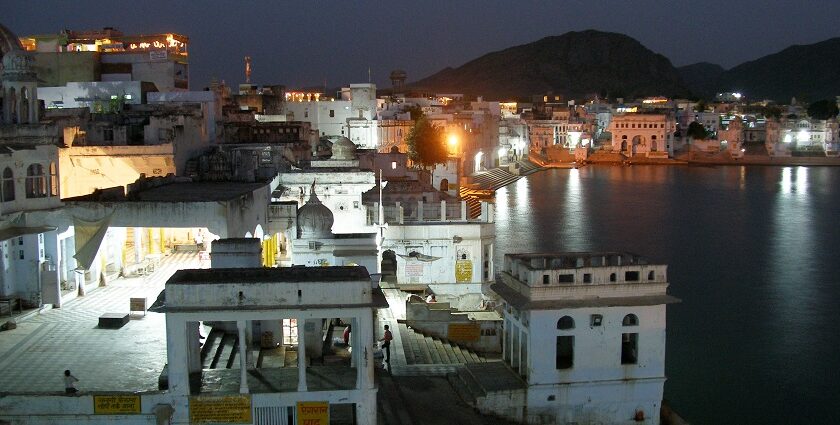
top-left (21, 22), bottom-right (832, 424)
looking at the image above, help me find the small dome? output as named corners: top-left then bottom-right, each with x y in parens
top-left (297, 184), bottom-right (334, 239)
top-left (331, 136), bottom-right (357, 160)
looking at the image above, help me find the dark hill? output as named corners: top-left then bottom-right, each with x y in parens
top-left (411, 30), bottom-right (692, 100)
top-left (677, 62), bottom-right (726, 99)
top-left (713, 38), bottom-right (840, 103)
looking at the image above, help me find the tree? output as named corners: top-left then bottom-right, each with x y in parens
top-left (694, 99), bottom-right (707, 113)
top-left (807, 100), bottom-right (839, 120)
top-left (764, 105), bottom-right (782, 120)
top-left (404, 104), bottom-right (424, 120)
top-left (686, 121), bottom-right (708, 140)
top-left (406, 116), bottom-right (448, 168)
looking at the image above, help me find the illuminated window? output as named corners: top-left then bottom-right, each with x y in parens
top-left (49, 162), bottom-right (58, 196)
top-left (282, 319), bottom-right (298, 345)
top-left (391, 161), bottom-right (397, 169)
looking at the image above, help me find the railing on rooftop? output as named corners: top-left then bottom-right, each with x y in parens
top-left (363, 200), bottom-right (493, 225)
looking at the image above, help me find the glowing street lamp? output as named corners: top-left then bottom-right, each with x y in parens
top-left (447, 134), bottom-right (459, 155)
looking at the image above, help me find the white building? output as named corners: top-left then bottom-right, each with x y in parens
top-left (490, 252), bottom-right (680, 424)
top-left (282, 84), bottom-right (379, 149)
top-left (608, 114), bottom-right (676, 158)
top-left (162, 266), bottom-right (383, 424)
top-left (37, 80), bottom-right (146, 111)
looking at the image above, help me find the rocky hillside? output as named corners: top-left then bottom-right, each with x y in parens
top-left (411, 30), bottom-right (692, 100)
top-left (712, 38), bottom-right (840, 103)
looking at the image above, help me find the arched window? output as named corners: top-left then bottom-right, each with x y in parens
top-left (609, 273), bottom-right (616, 282)
top-left (1, 167), bottom-right (14, 202)
top-left (49, 162), bottom-right (58, 197)
top-left (622, 314), bottom-right (639, 326)
top-left (25, 163), bottom-right (46, 198)
top-left (440, 178), bottom-right (449, 192)
top-left (557, 316), bottom-right (575, 330)
top-left (647, 270), bottom-right (655, 280)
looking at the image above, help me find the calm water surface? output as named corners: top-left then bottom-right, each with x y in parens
top-left (493, 165), bottom-right (840, 425)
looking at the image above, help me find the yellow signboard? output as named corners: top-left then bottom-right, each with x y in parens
top-left (297, 401), bottom-right (329, 425)
top-left (455, 259), bottom-right (473, 283)
top-left (93, 395), bottom-right (141, 414)
top-left (448, 323), bottom-right (481, 342)
top-left (189, 395), bottom-right (252, 424)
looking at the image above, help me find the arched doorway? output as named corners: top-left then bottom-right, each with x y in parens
top-left (631, 136), bottom-right (643, 155)
top-left (381, 249), bottom-right (397, 278)
top-left (620, 135), bottom-right (628, 152)
top-left (439, 178), bottom-right (449, 192)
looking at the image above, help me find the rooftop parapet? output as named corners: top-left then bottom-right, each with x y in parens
top-left (496, 252), bottom-right (670, 304)
top-left (164, 266), bottom-right (376, 311)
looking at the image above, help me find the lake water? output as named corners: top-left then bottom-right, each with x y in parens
top-left (493, 165), bottom-right (840, 425)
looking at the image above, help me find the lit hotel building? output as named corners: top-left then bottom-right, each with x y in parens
top-left (20, 27), bottom-right (189, 91)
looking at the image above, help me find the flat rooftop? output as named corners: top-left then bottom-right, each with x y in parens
top-left (506, 252), bottom-right (658, 269)
top-left (134, 182), bottom-right (267, 202)
top-left (168, 266), bottom-right (371, 285)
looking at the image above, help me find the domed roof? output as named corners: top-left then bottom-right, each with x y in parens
top-left (330, 136), bottom-right (357, 160)
top-left (0, 22), bottom-right (24, 57)
top-left (297, 182), bottom-right (334, 239)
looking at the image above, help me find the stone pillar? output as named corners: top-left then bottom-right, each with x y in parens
top-left (245, 321), bottom-right (255, 368)
top-left (357, 311), bottom-right (374, 389)
top-left (165, 317), bottom-right (191, 395)
top-left (134, 227), bottom-right (143, 263)
top-left (2, 88), bottom-right (9, 123)
top-left (237, 320), bottom-right (249, 394)
top-left (517, 326), bottom-right (524, 373)
top-left (461, 201), bottom-right (467, 221)
top-left (297, 317), bottom-right (307, 391)
top-left (350, 317), bottom-right (358, 369)
top-left (29, 86), bottom-right (38, 123)
top-left (355, 389), bottom-right (377, 425)
top-left (440, 200), bottom-right (446, 221)
top-left (187, 321), bottom-right (202, 375)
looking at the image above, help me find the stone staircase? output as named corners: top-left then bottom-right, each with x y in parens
top-left (447, 362), bottom-right (528, 422)
top-left (397, 323), bottom-right (487, 365)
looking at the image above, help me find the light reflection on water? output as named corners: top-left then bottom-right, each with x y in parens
top-left (492, 165), bottom-right (840, 425)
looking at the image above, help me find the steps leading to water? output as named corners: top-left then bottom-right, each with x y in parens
top-left (397, 323), bottom-right (488, 366)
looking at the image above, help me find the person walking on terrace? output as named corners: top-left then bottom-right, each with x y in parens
top-left (380, 325), bottom-right (393, 363)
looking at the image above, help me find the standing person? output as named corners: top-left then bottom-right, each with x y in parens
top-left (380, 325), bottom-right (393, 363)
top-left (426, 294), bottom-right (437, 303)
top-left (343, 324), bottom-right (351, 346)
top-left (64, 370), bottom-right (78, 394)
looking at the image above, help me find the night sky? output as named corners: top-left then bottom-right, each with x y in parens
top-left (7, 0), bottom-right (840, 90)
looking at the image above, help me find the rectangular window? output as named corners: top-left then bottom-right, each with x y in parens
top-left (625, 271), bottom-right (640, 281)
top-left (543, 274), bottom-right (550, 284)
top-left (558, 274), bottom-right (574, 283)
top-left (556, 336), bottom-right (574, 369)
top-left (282, 319), bottom-right (299, 345)
top-left (103, 128), bottom-right (114, 142)
top-left (329, 109), bottom-right (335, 118)
top-left (583, 273), bottom-right (592, 283)
top-left (622, 333), bottom-right (638, 364)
